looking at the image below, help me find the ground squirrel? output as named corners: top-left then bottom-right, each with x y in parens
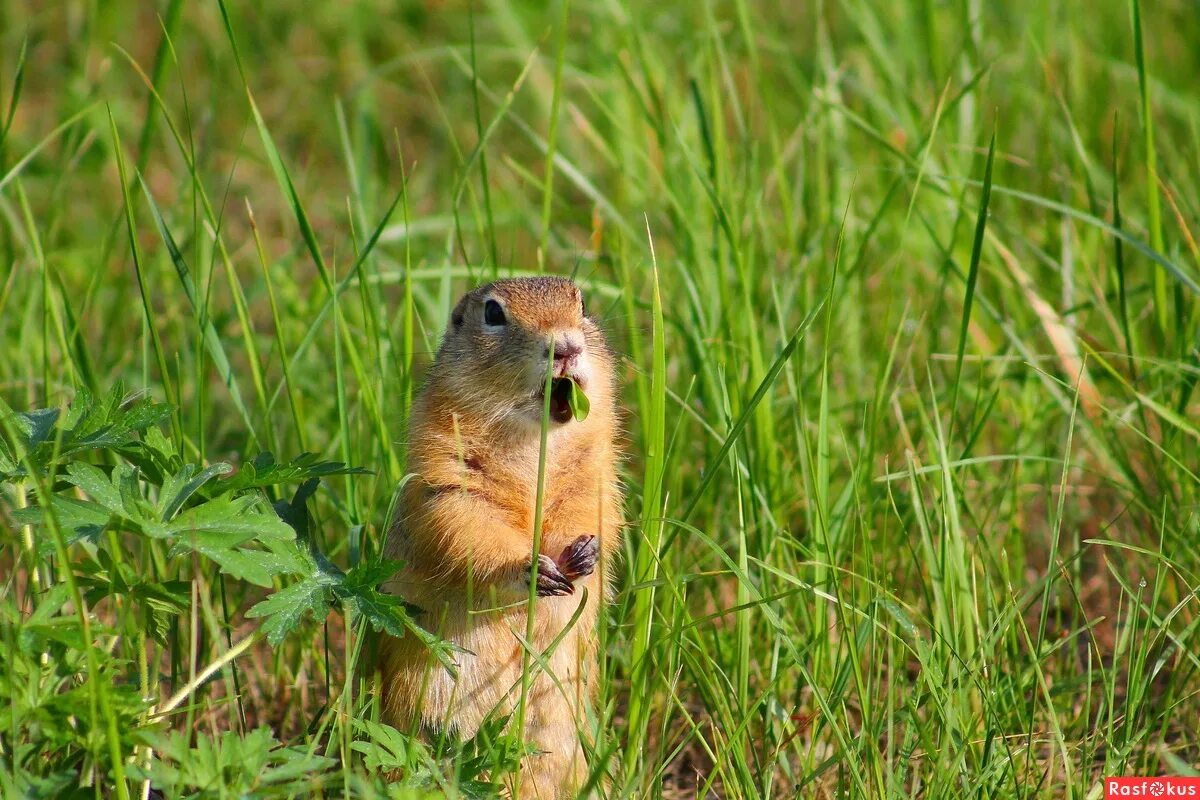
top-left (379, 276), bottom-right (622, 798)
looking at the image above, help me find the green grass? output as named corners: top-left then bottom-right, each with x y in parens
top-left (2, 0), bottom-right (1199, 797)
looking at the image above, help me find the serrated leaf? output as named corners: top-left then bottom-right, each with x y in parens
top-left (24, 496), bottom-right (111, 554)
top-left (167, 494), bottom-right (294, 542)
top-left (21, 618), bottom-right (89, 653)
top-left (158, 461), bottom-right (232, 521)
top-left (246, 577), bottom-right (332, 645)
top-left (114, 463), bottom-right (145, 519)
top-left (350, 719), bottom-right (423, 772)
top-left (61, 386), bottom-right (171, 458)
top-left (337, 580), bottom-right (458, 673)
top-left (140, 425), bottom-right (179, 463)
top-left (259, 746), bottom-right (337, 784)
top-left (175, 540), bottom-right (278, 587)
top-left (2, 386), bottom-right (171, 478)
top-left (27, 583), bottom-right (74, 624)
top-left (120, 425), bottom-right (182, 486)
top-left (337, 560), bottom-right (446, 656)
top-left (260, 535), bottom-right (314, 576)
top-left (342, 559), bottom-right (405, 592)
top-left (14, 407), bottom-right (61, 450)
top-left (132, 579), bottom-right (189, 609)
top-left (210, 451), bottom-right (370, 497)
top-left (343, 589), bottom-right (410, 638)
top-left (18, 770), bottom-right (82, 800)
top-left (164, 495), bottom-right (297, 585)
top-left (61, 384), bottom-right (110, 434)
top-left (19, 584), bottom-right (88, 653)
top-left (102, 392), bottom-right (172, 437)
top-left (0, 434), bottom-right (16, 475)
top-left (137, 727), bottom-right (334, 796)
top-left (168, 533), bottom-right (302, 587)
top-left (61, 462), bottom-right (123, 512)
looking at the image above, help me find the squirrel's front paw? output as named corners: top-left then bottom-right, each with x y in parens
top-left (557, 535), bottom-right (599, 581)
top-left (528, 553), bottom-right (574, 596)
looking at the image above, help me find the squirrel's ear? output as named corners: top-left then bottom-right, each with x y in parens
top-left (450, 294), bottom-right (470, 329)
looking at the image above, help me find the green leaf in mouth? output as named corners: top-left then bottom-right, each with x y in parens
top-left (567, 378), bottom-right (590, 422)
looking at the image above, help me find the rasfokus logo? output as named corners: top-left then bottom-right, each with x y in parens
top-left (1106, 778), bottom-right (1200, 798)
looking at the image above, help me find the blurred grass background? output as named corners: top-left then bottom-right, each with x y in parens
top-left (1, 0), bottom-right (1199, 797)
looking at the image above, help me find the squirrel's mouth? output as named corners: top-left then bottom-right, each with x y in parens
top-left (545, 377), bottom-right (574, 424)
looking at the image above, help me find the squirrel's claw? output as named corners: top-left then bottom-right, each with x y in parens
top-left (530, 553), bottom-right (574, 596)
top-left (526, 536), bottom-right (597, 596)
top-left (558, 535), bottom-right (599, 581)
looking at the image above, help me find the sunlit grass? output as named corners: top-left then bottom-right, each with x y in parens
top-left (1, 0), bottom-right (1199, 797)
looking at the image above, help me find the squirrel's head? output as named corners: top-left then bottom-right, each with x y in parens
top-left (432, 276), bottom-right (613, 430)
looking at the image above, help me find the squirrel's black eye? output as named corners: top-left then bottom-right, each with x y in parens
top-left (484, 299), bottom-right (507, 326)
top-left (580, 296), bottom-right (586, 317)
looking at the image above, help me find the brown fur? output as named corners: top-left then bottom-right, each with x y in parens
top-left (380, 277), bottom-right (622, 798)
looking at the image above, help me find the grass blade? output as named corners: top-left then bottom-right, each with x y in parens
top-left (951, 130), bottom-right (995, 421)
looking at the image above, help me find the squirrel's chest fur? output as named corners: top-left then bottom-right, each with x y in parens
top-left (461, 442), bottom-right (605, 551)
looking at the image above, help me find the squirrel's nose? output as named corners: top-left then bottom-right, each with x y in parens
top-left (547, 341), bottom-right (583, 362)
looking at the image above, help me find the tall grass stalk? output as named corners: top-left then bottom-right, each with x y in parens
top-left (1, 2), bottom-right (1199, 798)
